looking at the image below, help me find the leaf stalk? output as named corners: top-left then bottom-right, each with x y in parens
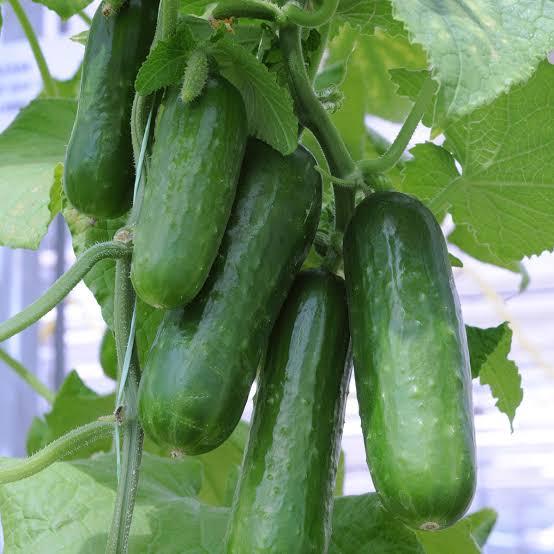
top-left (0, 417), bottom-right (115, 485)
top-left (8, 0), bottom-right (57, 96)
top-left (0, 347), bottom-right (56, 404)
top-left (358, 76), bottom-right (435, 175)
top-left (283, 0), bottom-right (339, 28)
top-left (0, 241), bottom-right (132, 344)
top-left (279, 24), bottom-right (356, 232)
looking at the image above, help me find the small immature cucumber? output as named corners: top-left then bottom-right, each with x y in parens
top-left (64, 0), bottom-right (159, 218)
top-left (225, 269), bottom-right (351, 554)
top-left (343, 192), bottom-right (476, 530)
top-left (131, 77), bottom-right (247, 309)
top-left (180, 49), bottom-right (209, 103)
top-left (138, 140), bottom-right (322, 455)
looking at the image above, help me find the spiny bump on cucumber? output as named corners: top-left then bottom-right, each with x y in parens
top-left (102, 0), bottom-right (126, 16)
top-left (181, 50), bottom-right (209, 104)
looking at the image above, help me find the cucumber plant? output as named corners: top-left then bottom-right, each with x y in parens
top-left (0, 0), bottom-right (542, 552)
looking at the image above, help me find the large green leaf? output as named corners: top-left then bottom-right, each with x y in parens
top-left (32, 0), bottom-right (94, 20)
top-left (135, 24), bottom-right (196, 96)
top-left (26, 370), bottom-right (114, 457)
top-left (0, 99), bottom-right (76, 249)
top-left (390, 0), bottom-right (554, 125)
top-left (211, 37), bottom-right (298, 155)
top-left (195, 421), bottom-right (250, 507)
top-left (0, 453), bottom-right (215, 553)
top-left (329, 493), bottom-right (421, 553)
top-left (401, 61), bottom-right (554, 267)
top-left (466, 323), bottom-right (523, 429)
top-left (333, 0), bottom-right (406, 38)
top-left (0, 456), bottom-right (494, 553)
top-left (415, 520), bottom-right (480, 554)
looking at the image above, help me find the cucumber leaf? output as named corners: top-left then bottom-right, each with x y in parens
top-left (466, 323), bottom-right (523, 429)
top-left (0, 453), bottom-right (210, 553)
top-left (329, 493), bottom-right (420, 553)
top-left (401, 61), bottom-right (554, 267)
top-left (330, 494), bottom-right (496, 553)
top-left (333, 0), bottom-right (406, 38)
top-left (135, 24), bottom-right (196, 96)
top-left (448, 253), bottom-right (463, 268)
top-left (32, 0), bottom-right (94, 20)
top-left (210, 37), bottom-right (298, 155)
top-left (0, 99), bottom-right (76, 249)
top-left (195, 421), bottom-right (250, 507)
top-left (25, 371), bottom-right (114, 458)
top-left (415, 520), bottom-right (480, 554)
top-left (390, 0), bottom-right (554, 126)
top-left (0, 456), bottom-right (494, 553)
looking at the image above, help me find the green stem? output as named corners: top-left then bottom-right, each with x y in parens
top-left (78, 10), bottom-right (92, 25)
top-left (279, 24), bottom-right (356, 231)
top-left (8, 0), bottom-right (57, 96)
top-left (283, 0), bottom-right (339, 28)
top-left (0, 348), bottom-right (55, 404)
top-left (314, 165), bottom-right (365, 189)
top-left (359, 76), bottom-right (435, 174)
top-left (106, 258), bottom-right (143, 554)
top-left (0, 417), bottom-right (115, 484)
top-left (161, 0), bottom-right (179, 39)
top-left (0, 241), bottom-right (131, 344)
top-left (212, 0), bottom-right (283, 21)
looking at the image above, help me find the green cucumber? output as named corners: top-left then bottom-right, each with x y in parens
top-left (343, 192), bottom-right (476, 530)
top-left (64, 0), bottom-right (159, 218)
top-left (131, 78), bottom-right (247, 309)
top-left (138, 140), bottom-right (322, 455)
top-left (225, 269), bottom-right (351, 554)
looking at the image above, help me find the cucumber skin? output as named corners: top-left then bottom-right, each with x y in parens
top-left (138, 140), bottom-right (322, 455)
top-left (343, 192), bottom-right (476, 530)
top-left (131, 79), bottom-right (247, 309)
top-left (225, 269), bottom-right (351, 554)
top-left (64, 0), bottom-right (158, 218)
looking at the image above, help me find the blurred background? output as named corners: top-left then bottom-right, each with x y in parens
top-left (0, 2), bottom-right (553, 553)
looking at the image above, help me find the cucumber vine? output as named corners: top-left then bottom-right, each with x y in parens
top-left (0, 0), bottom-right (436, 552)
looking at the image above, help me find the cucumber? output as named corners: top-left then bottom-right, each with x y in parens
top-left (64, 0), bottom-right (159, 218)
top-left (138, 140), bottom-right (322, 455)
top-left (343, 192), bottom-right (476, 530)
top-left (225, 269), bottom-right (351, 554)
top-left (131, 78), bottom-right (247, 309)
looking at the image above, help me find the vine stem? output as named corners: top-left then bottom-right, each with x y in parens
top-left (279, 24), bottom-right (356, 232)
top-left (105, 257), bottom-right (143, 554)
top-left (78, 10), bottom-right (92, 26)
top-left (0, 417), bottom-right (115, 484)
top-left (212, 0), bottom-right (283, 22)
top-left (283, 0), bottom-right (339, 28)
top-left (366, 125), bottom-right (408, 169)
top-left (0, 348), bottom-right (55, 404)
top-left (0, 241), bottom-right (132, 344)
top-left (359, 76), bottom-right (435, 174)
top-left (8, 0), bottom-right (57, 96)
